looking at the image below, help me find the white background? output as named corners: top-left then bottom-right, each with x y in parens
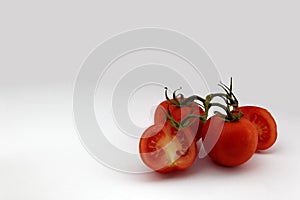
top-left (1, 0), bottom-right (300, 199)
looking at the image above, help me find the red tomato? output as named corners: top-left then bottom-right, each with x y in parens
top-left (236, 106), bottom-right (277, 151)
top-left (202, 116), bottom-right (258, 167)
top-left (154, 99), bottom-right (204, 141)
top-left (139, 123), bottom-right (197, 173)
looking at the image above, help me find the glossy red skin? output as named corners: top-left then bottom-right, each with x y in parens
top-left (236, 106), bottom-right (277, 151)
top-left (154, 99), bottom-right (204, 141)
top-left (202, 116), bottom-right (258, 167)
top-left (139, 123), bottom-right (197, 173)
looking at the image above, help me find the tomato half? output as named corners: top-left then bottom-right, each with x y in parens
top-left (236, 106), bottom-right (277, 151)
top-left (154, 99), bottom-right (204, 141)
top-left (202, 116), bottom-right (258, 167)
top-left (139, 123), bottom-right (197, 173)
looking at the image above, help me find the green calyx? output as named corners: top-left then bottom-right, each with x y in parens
top-left (162, 78), bottom-right (242, 129)
top-left (163, 87), bottom-right (205, 129)
top-left (162, 103), bottom-right (205, 130)
top-left (164, 87), bottom-right (182, 107)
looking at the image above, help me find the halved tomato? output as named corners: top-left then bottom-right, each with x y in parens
top-left (237, 106), bottom-right (277, 151)
top-left (139, 123), bottom-right (197, 173)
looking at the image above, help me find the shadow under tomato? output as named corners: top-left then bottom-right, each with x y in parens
top-left (136, 158), bottom-right (204, 182)
top-left (206, 155), bottom-right (262, 176)
top-left (255, 145), bottom-right (279, 155)
top-left (136, 154), bottom-right (261, 183)
top-left (196, 155), bottom-right (261, 179)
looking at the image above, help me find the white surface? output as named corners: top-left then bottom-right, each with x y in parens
top-left (1, 0), bottom-right (300, 199)
top-left (0, 86), bottom-right (300, 200)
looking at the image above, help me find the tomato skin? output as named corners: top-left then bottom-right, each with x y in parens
top-left (236, 106), bottom-right (277, 151)
top-left (139, 123), bottom-right (197, 173)
top-left (154, 99), bottom-right (204, 141)
top-left (202, 116), bottom-right (258, 167)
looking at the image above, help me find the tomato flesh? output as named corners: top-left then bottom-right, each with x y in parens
top-left (154, 99), bottom-right (204, 141)
top-left (139, 123), bottom-right (197, 173)
top-left (237, 106), bottom-right (277, 151)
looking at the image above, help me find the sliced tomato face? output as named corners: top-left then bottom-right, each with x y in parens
top-left (154, 99), bottom-right (204, 141)
top-left (237, 106), bottom-right (277, 151)
top-left (139, 123), bottom-right (197, 173)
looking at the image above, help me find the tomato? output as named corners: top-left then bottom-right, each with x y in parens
top-left (139, 123), bottom-right (197, 173)
top-left (202, 116), bottom-right (258, 167)
top-left (154, 99), bottom-right (204, 141)
top-left (236, 106), bottom-right (277, 151)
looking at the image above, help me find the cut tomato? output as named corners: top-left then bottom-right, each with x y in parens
top-left (237, 106), bottom-right (277, 151)
top-left (139, 123), bottom-right (197, 173)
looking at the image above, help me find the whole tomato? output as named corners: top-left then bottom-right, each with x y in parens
top-left (202, 116), bottom-right (258, 167)
top-left (154, 99), bottom-right (204, 141)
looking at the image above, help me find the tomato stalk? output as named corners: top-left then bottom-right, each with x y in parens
top-left (162, 87), bottom-right (206, 130)
top-left (208, 78), bottom-right (242, 122)
top-left (163, 104), bottom-right (206, 130)
top-left (163, 78), bottom-right (242, 128)
top-left (218, 77), bottom-right (239, 108)
top-left (164, 87), bottom-right (185, 107)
